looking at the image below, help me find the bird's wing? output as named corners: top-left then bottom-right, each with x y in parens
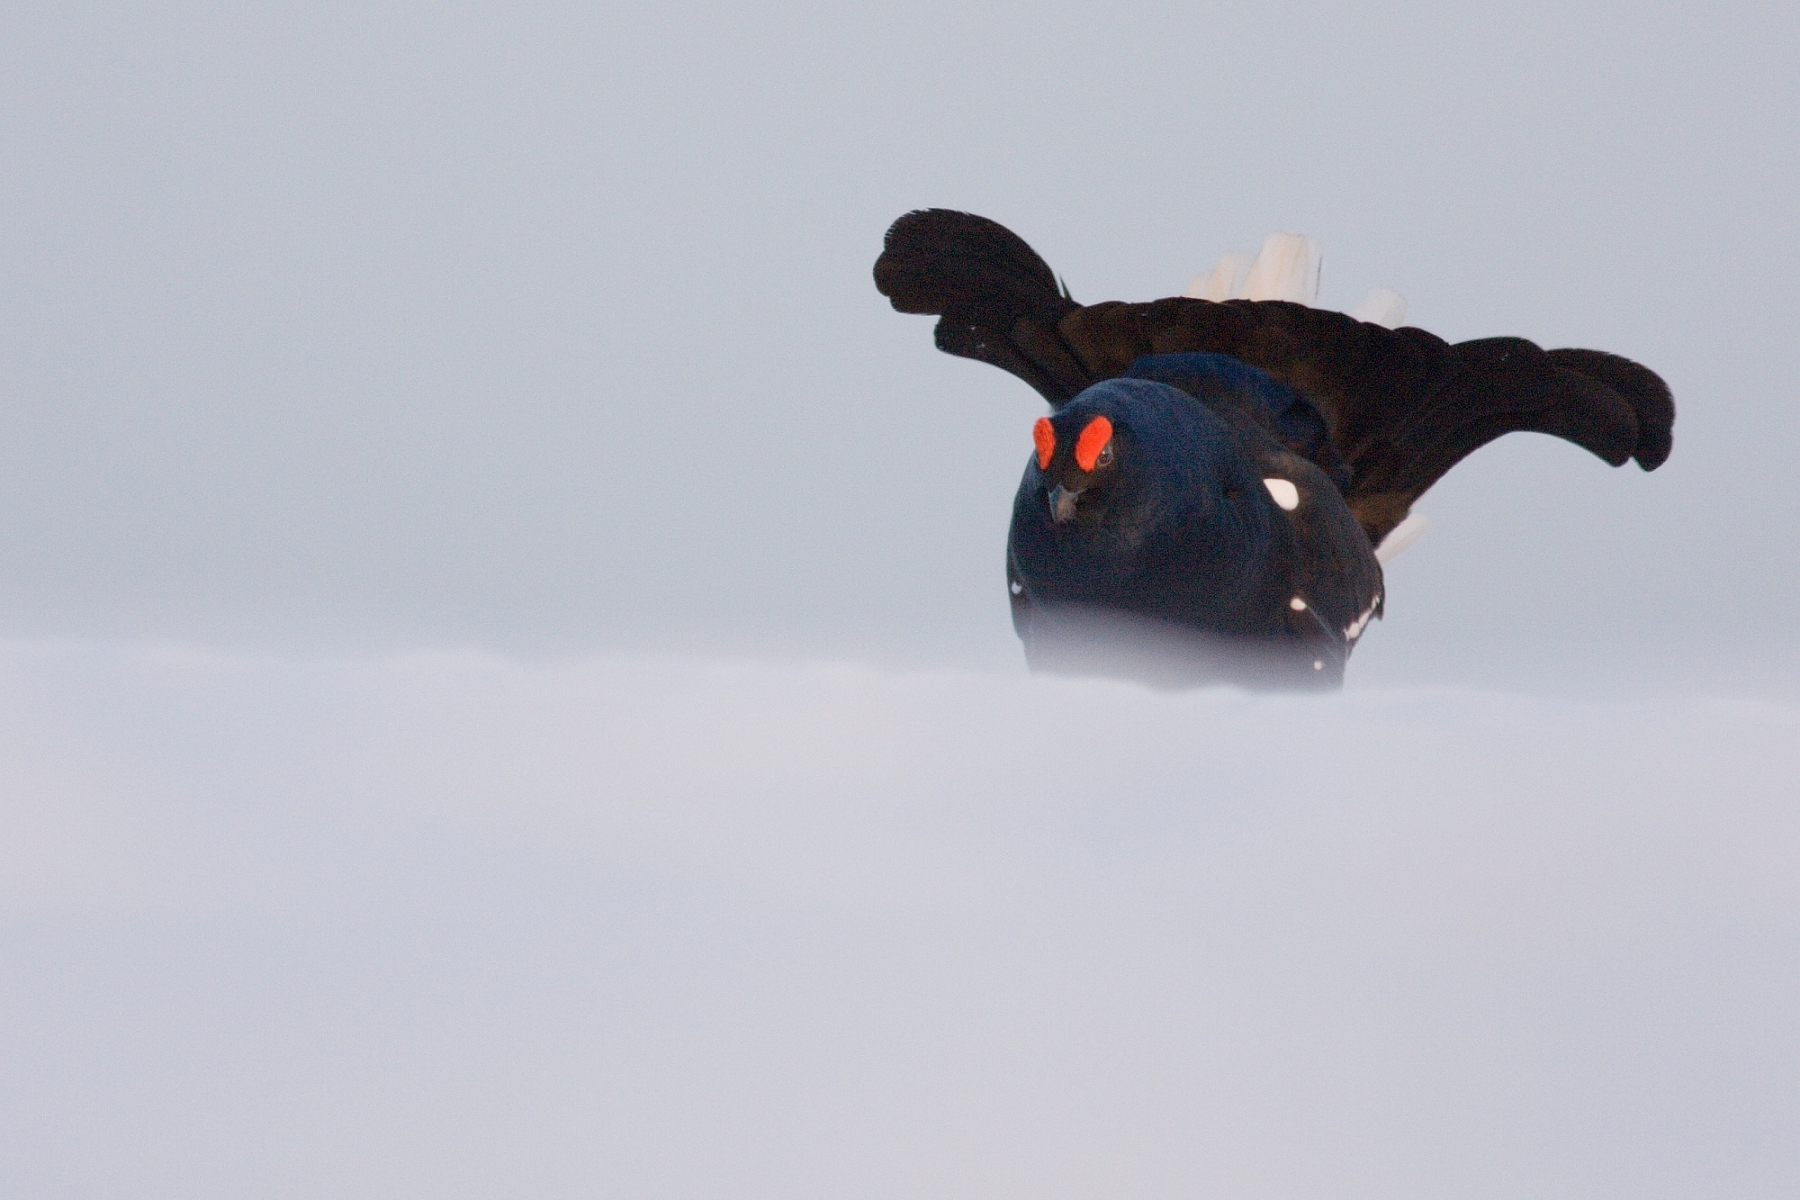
top-left (875, 210), bottom-right (1674, 545)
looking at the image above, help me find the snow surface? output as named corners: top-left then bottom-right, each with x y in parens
top-left (4, 642), bottom-right (1796, 1198)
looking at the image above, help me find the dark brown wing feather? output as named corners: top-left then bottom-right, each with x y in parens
top-left (874, 210), bottom-right (1674, 544)
top-left (873, 209), bottom-right (1085, 403)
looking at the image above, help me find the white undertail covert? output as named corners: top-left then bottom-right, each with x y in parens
top-left (1185, 230), bottom-right (1426, 560)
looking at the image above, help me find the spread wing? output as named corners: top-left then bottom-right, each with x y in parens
top-left (875, 209), bottom-right (1675, 544)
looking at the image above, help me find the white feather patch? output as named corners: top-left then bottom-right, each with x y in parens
top-left (1263, 478), bottom-right (1300, 511)
top-left (1350, 287), bottom-right (1408, 329)
top-left (1344, 596), bottom-right (1380, 640)
top-left (1237, 233), bottom-right (1320, 304)
top-left (1184, 251), bottom-right (1252, 301)
top-left (1374, 512), bottom-right (1431, 565)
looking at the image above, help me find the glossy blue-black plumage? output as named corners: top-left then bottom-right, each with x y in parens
top-left (1006, 354), bottom-right (1380, 689)
top-left (1122, 353), bottom-right (1352, 492)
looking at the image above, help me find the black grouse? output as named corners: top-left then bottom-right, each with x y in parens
top-left (873, 210), bottom-right (1674, 689)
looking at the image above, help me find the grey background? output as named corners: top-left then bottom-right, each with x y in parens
top-left (5, 1), bottom-right (1796, 692)
top-left (5, 7), bottom-right (1800, 1195)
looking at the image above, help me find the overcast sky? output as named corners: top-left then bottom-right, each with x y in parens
top-left (4, 0), bottom-right (1796, 691)
top-left (4, 3), bottom-right (1798, 1196)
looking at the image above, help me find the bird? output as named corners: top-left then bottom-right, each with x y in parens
top-left (872, 209), bottom-right (1674, 689)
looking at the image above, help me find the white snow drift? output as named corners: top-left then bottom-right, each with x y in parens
top-left (2, 643), bottom-right (1796, 1199)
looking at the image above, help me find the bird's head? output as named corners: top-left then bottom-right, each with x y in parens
top-left (1012, 377), bottom-right (1278, 607)
top-left (1021, 379), bottom-right (1231, 540)
top-left (1031, 410), bottom-right (1120, 525)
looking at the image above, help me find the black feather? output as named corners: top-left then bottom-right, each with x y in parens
top-left (1545, 347), bottom-right (1676, 469)
top-left (875, 209), bottom-right (1066, 316)
top-left (874, 210), bottom-right (1673, 688)
top-left (1005, 371), bottom-right (1381, 690)
top-left (875, 210), bottom-right (1675, 546)
top-left (875, 209), bottom-right (1089, 403)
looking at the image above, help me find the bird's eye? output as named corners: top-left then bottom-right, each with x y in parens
top-left (1095, 443), bottom-right (1114, 468)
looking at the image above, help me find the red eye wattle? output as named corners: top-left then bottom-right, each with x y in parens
top-left (1033, 417), bottom-right (1055, 469)
top-left (1075, 416), bottom-right (1113, 472)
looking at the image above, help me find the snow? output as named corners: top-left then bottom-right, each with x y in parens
top-left (4, 642), bottom-right (1796, 1198)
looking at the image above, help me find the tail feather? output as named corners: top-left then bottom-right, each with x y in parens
top-left (873, 210), bottom-right (1673, 546)
top-left (875, 210), bottom-right (1086, 403)
top-left (1184, 252), bottom-right (1251, 302)
top-left (1545, 348), bottom-right (1675, 470)
top-left (1350, 287), bottom-right (1408, 329)
top-left (1237, 233), bottom-right (1320, 304)
top-left (1344, 340), bottom-right (1642, 505)
top-left (874, 209), bottom-right (1071, 319)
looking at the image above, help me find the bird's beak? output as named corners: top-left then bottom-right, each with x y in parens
top-left (1049, 484), bottom-right (1082, 524)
